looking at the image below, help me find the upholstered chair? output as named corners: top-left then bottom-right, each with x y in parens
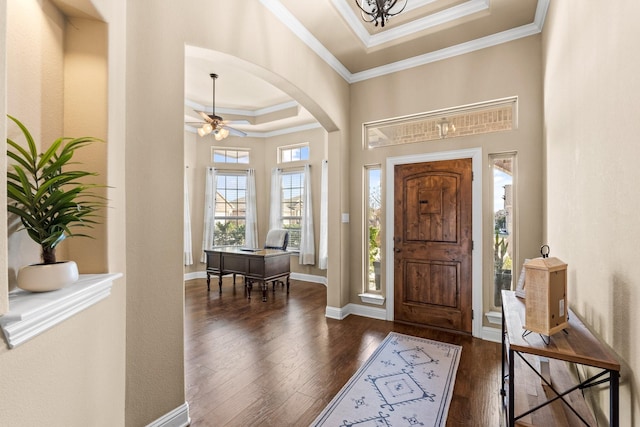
top-left (264, 229), bottom-right (289, 251)
top-left (264, 229), bottom-right (289, 291)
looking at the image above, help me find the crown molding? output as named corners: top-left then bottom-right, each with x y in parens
top-left (258, 0), bottom-right (352, 81)
top-left (350, 21), bottom-right (543, 82)
top-left (333, 0), bottom-right (490, 48)
top-left (185, 121), bottom-right (322, 138)
top-left (260, 0), bottom-right (549, 83)
top-left (185, 99), bottom-right (299, 117)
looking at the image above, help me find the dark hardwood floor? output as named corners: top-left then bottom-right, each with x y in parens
top-left (184, 277), bottom-right (503, 426)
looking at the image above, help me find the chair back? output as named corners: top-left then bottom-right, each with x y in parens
top-left (265, 229), bottom-right (289, 250)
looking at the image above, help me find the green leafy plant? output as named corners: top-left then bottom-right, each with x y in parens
top-left (369, 225), bottom-right (381, 266)
top-left (494, 232), bottom-right (509, 272)
top-left (6, 115), bottom-right (105, 264)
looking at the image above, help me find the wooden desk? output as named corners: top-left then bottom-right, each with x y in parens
top-left (204, 247), bottom-right (291, 301)
top-left (501, 290), bottom-right (620, 426)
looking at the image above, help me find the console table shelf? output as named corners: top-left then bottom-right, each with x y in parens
top-left (501, 290), bottom-right (620, 426)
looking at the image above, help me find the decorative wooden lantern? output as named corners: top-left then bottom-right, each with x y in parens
top-left (523, 256), bottom-right (568, 336)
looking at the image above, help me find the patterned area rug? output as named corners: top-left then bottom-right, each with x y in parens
top-left (310, 332), bottom-right (461, 427)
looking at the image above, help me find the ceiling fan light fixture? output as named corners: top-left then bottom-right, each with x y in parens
top-left (189, 73), bottom-right (246, 140)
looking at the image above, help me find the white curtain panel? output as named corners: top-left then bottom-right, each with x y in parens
top-left (200, 167), bottom-right (217, 263)
top-left (299, 164), bottom-right (315, 265)
top-left (245, 168), bottom-right (259, 248)
top-left (184, 168), bottom-right (193, 266)
top-left (269, 167), bottom-right (282, 232)
top-left (318, 160), bottom-right (328, 270)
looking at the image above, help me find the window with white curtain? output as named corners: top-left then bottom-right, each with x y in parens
top-left (280, 171), bottom-right (304, 250)
top-left (214, 173), bottom-right (247, 246)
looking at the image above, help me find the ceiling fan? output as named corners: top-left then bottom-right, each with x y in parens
top-left (188, 73), bottom-right (247, 140)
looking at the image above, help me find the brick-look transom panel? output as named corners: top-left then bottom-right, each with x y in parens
top-left (365, 97), bottom-right (517, 148)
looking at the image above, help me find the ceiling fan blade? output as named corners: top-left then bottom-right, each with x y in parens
top-left (224, 125), bottom-right (247, 137)
top-left (222, 119), bottom-right (251, 125)
top-left (196, 110), bottom-right (213, 123)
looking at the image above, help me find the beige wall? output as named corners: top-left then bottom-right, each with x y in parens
top-left (542, 1), bottom-right (640, 424)
top-left (1, 1), bottom-right (126, 425)
top-left (6, 0), bottom-right (65, 286)
top-left (349, 36), bottom-right (544, 317)
top-left (0, 0), bottom-right (7, 316)
top-left (63, 17), bottom-right (108, 273)
top-left (124, 1), bottom-right (349, 424)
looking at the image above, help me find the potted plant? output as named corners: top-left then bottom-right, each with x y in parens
top-left (6, 115), bottom-right (105, 292)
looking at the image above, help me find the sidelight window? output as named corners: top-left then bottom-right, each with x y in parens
top-left (491, 153), bottom-right (516, 308)
top-left (365, 165), bottom-right (382, 292)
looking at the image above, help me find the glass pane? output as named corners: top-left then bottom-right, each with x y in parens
top-left (238, 150), bottom-right (250, 164)
top-left (300, 146), bottom-right (309, 160)
top-left (213, 150), bottom-right (226, 163)
top-left (280, 172), bottom-right (304, 249)
top-left (212, 148), bottom-right (250, 164)
top-left (366, 166), bottom-right (382, 292)
top-left (213, 173), bottom-right (247, 247)
top-left (492, 155), bottom-right (514, 307)
top-left (282, 149), bottom-right (291, 163)
top-left (214, 219), bottom-right (246, 246)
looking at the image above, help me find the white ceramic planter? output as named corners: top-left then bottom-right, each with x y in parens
top-left (17, 261), bottom-right (79, 292)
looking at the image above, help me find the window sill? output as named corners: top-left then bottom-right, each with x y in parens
top-left (0, 273), bottom-right (122, 348)
top-left (358, 293), bottom-right (385, 305)
top-left (485, 310), bottom-right (503, 325)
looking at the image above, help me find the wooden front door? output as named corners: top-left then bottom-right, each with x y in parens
top-left (394, 158), bottom-right (473, 333)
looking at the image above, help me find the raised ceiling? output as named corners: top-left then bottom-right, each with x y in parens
top-left (185, 0), bottom-right (548, 137)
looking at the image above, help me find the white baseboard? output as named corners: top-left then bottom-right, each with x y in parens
top-left (325, 303), bottom-right (386, 321)
top-left (290, 272), bottom-right (327, 285)
top-left (146, 402), bottom-right (190, 427)
top-left (325, 305), bottom-right (346, 319)
top-left (184, 271), bottom-right (206, 281)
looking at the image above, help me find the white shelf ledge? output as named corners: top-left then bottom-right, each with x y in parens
top-left (0, 273), bottom-right (122, 348)
top-left (485, 310), bottom-right (503, 325)
top-left (358, 293), bottom-right (385, 305)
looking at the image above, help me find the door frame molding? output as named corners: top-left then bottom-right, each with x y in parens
top-left (385, 148), bottom-right (483, 337)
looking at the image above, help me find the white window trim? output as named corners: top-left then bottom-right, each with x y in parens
top-left (0, 273), bottom-right (122, 348)
top-left (211, 146), bottom-right (251, 164)
top-left (278, 142), bottom-right (309, 164)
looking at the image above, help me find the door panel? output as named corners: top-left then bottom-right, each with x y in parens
top-left (394, 159), bottom-right (472, 333)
